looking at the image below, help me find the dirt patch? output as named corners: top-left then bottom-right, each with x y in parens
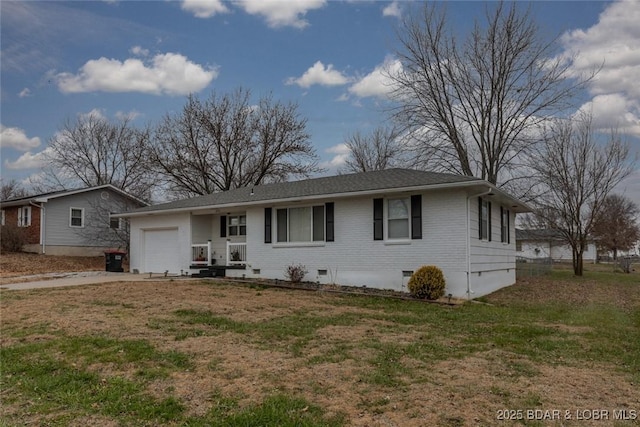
top-left (0, 252), bottom-right (107, 277)
top-left (2, 280), bottom-right (639, 426)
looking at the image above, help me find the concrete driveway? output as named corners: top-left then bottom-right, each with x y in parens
top-left (0, 271), bottom-right (193, 291)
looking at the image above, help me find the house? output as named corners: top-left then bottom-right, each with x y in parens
top-left (515, 228), bottom-right (597, 263)
top-left (114, 169), bottom-right (530, 299)
top-left (0, 185), bottom-right (148, 256)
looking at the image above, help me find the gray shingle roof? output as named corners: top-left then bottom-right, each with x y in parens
top-left (131, 168), bottom-right (483, 214)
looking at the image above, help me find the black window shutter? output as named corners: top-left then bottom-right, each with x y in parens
top-left (478, 198), bottom-right (483, 239)
top-left (325, 202), bottom-right (334, 242)
top-left (220, 215), bottom-right (227, 238)
top-left (373, 198), bottom-right (384, 240)
top-left (488, 202), bottom-right (492, 241)
top-left (264, 208), bottom-right (272, 243)
top-left (507, 210), bottom-right (511, 244)
top-left (411, 195), bottom-right (422, 239)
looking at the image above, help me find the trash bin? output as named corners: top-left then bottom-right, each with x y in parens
top-left (105, 250), bottom-right (126, 272)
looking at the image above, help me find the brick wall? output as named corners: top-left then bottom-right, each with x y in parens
top-left (1, 205), bottom-right (41, 245)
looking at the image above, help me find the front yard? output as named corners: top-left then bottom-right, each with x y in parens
top-left (1, 262), bottom-right (639, 426)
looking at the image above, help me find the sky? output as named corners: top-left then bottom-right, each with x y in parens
top-left (1, 0), bottom-right (639, 207)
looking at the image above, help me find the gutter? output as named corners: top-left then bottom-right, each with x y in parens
top-left (29, 201), bottom-right (45, 254)
top-left (466, 187), bottom-right (493, 299)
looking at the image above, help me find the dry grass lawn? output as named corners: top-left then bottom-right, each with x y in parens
top-left (1, 254), bottom-right (639, 426)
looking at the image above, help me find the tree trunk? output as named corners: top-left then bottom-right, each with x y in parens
top-left (573, 248), bottom-right (584, 276)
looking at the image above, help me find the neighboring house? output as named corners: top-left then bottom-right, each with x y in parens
top-left (115, 169), bottom-right (530, 299)
top-left (0, 185), bottom-right (148, 256)
top-left (515, 228), bottom-right (597, 263)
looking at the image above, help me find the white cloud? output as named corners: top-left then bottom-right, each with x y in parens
top-left (80, 108), bottom-right (107, 121)
top-left (561, 0), bottom-right (640, 99)
top-left (382, 1), bottom-right (402, 18)
top-left (576, 94), bottom-right (640, 136)
top-left (348, 57), bottom-right (401, 99)
top-left (4, 148), bottom-right (50, 170)
top-left (130, 46), bottom-right (149, 57)
top-left (286, 61), bottom-right (350, 88)
top-left (560, 0), bottom-right (640, 137)
top-left (319, 143), bottom-right (351, 170)
top-left (238, 0), bottom-right (326, 29)
top-left (0, 125), bottom-right (41, 151)
top-left (181, 0), bottom-right (229, 18)
top-left (115, 110), bottom-right (143, 121)
top-left (18, 88), bottom-right (32, 98)
top-left (54, 52), bottom-right (218, 96)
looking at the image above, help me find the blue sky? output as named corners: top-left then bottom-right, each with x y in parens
top-left (1, 0), bottom-right (639, 206)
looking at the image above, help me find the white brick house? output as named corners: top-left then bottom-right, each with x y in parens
top-left (114, 169), bottom-right (530, 299)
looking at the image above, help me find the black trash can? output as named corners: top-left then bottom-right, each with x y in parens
top-left (105, 250), bottom-right (126, 272)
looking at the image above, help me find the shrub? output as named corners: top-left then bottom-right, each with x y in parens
top-left (0, 224), bottom-right (27, 252)
top-left (408, 265), bottom-right (446, 300)
top-left (284, 263), bottom-right (308, 283)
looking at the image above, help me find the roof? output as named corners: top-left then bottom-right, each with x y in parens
top-left (0, 184), bottom-right (148, 208)
top-left (516, 228), bottom-right (563, 241)
top-left (117, 168), bottom-right (530, 217)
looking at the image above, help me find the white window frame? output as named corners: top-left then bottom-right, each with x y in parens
top-left (69, 207), bottom-right (85, 228)
top-left (17, 206), bottom-right (31, 227)
top-left (276, 205), bottom-right (325, 244)
top-left (110, 217), bottom-right (124, 230)
top-left (386, 197), bottom-right (411, 241)
top-left (480, 199), bottom-right (490, 241)
top-left (1, 209), bottom-right (5, 226)
top-left (228, 215), bottom-right (247, 236)
top-left (501, 208), bottom-right (510, 244)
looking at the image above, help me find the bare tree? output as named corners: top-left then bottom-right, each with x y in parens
top-left (80, 197), bottom-right (138, 254)
top-left (528, 112), bottom-right (633, 276)
top-left (41, 114), bottom-right (155, 201)
top-left (340, 126), bottom-right (407, 173)
top-left (149, 88), bottom-right (319, 198)
top-left (389, 2), bottom-right (590, 190)
top-left (0, 179), bottom-right (28, 200)
top-left (591, 194), bottom-right (640, 260)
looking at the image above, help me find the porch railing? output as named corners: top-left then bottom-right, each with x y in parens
top-left (227, 242), bottom-right (247, 265)
top-left (191, 241), bottom-right (212, 266)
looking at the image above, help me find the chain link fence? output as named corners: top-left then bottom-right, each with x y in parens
top-left (516, 256), bottom-right (553, 278)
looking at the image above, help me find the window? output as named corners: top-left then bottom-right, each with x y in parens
top-left (500, 207), bottom-right (510, 243)
top-left (479, 198), bottom-right (491, 241)
top-left (17, 206), bottom-right (31, 227)
top-left (70, 207), bottom-right (84, 228)
top-left (276, 205), bottom-right (325, 243)
top-left (110, 217), bottom-right (122, 230)
top-left (374, 196), bottom-right (422, 241)
top-left (1, 209), bottom-right (4, 226)
top-left (388, 198), bottom-right (410, 239)
top-left (228, 215), bottom-right (246, 236)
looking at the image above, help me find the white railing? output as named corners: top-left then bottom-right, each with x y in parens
top-left (227, 242), bottom-right (247, 265)
top-left (191, 241), bottom-right (212, 266)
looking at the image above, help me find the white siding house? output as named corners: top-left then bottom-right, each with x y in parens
top-left (117, 169), bottom-right (529, 299)
top-left (515, 229), bottom-right (597, 263)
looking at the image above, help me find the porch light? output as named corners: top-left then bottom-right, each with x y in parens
top-left (250, 188), bottom-right (254, 196)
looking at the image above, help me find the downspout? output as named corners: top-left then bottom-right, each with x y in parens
top-left (466, 187), bottom-right (493, 299)
top-left (30, 201), bottom-right (45, 254)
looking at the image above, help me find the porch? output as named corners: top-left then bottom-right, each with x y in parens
top-left (191, 241), bottom-right (247, 267)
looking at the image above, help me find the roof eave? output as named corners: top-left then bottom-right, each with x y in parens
top-left (114, 180), bottom-right (530, 218)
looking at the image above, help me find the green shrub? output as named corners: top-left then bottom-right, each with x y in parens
top-left (408, 265), bottom-right (446, 300)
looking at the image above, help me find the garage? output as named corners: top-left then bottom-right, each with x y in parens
top-left (142, 228), bottom-right (180, 274)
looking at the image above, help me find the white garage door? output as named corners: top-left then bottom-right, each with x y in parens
top-left (143, 228), bottom-right (180, 274)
